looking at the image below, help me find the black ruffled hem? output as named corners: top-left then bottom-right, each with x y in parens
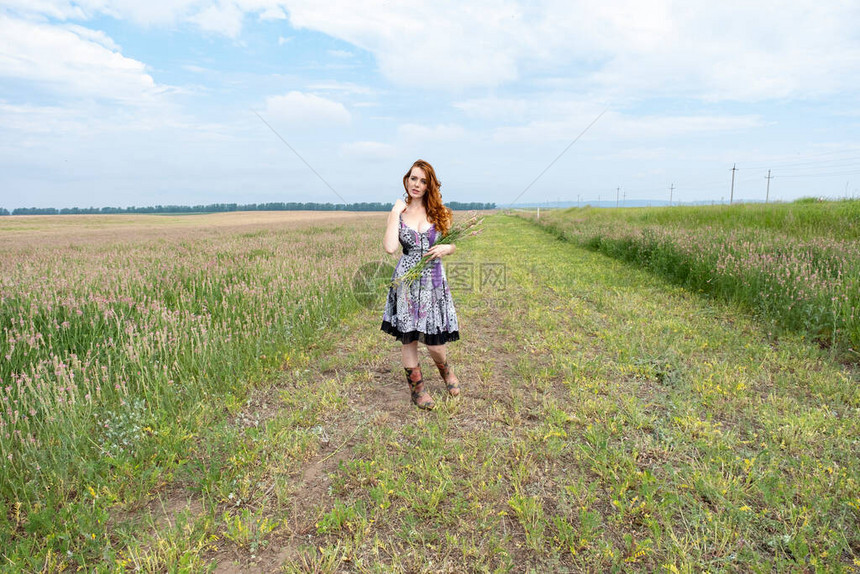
top-left (381, 321), bottom-right (460, 346)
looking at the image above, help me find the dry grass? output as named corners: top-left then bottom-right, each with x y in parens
top-left (0, 211), bottom-right (385, 248)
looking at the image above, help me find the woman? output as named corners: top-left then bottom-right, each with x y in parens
top-left (381, 159), bottom-right (460, 410)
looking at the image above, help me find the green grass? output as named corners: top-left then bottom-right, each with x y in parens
top-left (556, 198), bottom-right (860, 240)
top-left (522, 200), bottom-right (860, 356)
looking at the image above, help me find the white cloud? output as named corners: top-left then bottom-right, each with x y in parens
top-left (92, 0), bottom-right (204, 27)
top-left (262, 91), bottom-right (351, 126)
top-left (188, 2), bottom-right (245, 37)
top-left (565, 0), bottom-right (860, 101)
top-left (8, 1), bottom-right (858, 101)
top-left (274, 0), bottom-right (860, 99)
top-left (327, 49), bottom-right (353, 59)
top-left (278, 0), bottom-right (523, 89)
top-left (0, 0), bottom-right (87, 20)
top-left (61, 24), bottom-right (120, 50)
top-left (0, 14), bottom-right (164, 104)
top-left (258, 6), bottom-right (287, 20)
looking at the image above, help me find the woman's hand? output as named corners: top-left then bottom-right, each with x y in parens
top-left (426, 244), bottom-right (456, 260)
top-left (392, 198), bottom-right (407, 214)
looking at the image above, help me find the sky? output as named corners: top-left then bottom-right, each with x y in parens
top-left (1, 1), bottom-right (859, 210)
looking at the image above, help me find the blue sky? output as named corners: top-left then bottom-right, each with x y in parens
top-left (1, 1), bottom-right (859, 210)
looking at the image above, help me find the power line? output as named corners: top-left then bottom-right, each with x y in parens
top-left (778, 168), bottom-right (860, 178)
top-left (253, 110), bottom-right (347, 204)
top-left (739, 149), bottom-right (860, 170)
top-left (506, 107), bottom-right (608, 207)
top-left (743, 160), bottom-right (860, 175)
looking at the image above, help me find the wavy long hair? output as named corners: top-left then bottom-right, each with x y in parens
top-left (403, 159), bottom-right (452, 236)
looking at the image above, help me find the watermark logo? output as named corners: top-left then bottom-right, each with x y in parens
top-left (351, 261), bottom-right (395, 310)
top-left (447, 262), bottom-right (506, 292)
top-left (447, 262), bottom-right (474, 291)
top-left (480, 263), bottom-right (506, 291)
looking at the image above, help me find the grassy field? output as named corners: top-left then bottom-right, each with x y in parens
top-left (0, 212), bottom-right (384, 571)
top-left (2, 210), bottom-right (858, 572)
top-left (521, 200), bottom-right (860, 357)
top-left (538, 198), bottom-right (860, 240)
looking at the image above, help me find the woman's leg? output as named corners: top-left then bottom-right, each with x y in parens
top-left (426, 343), bottom-right (460, 396)
top-left (401, 341), bottom-right (419, 368)
top-left (401, 341), bottom-right (433, 409)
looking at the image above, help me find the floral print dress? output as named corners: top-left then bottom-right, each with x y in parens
top-left (381, 213), bottom-right (460, 345)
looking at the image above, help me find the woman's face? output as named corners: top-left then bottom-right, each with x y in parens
top-left (406, 166), bottom-right (428, 202)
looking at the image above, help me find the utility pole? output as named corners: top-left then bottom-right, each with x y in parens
top-left (730, 164), bottom-right (737, 204)
top-left (765, 169), bottom-right (773, 203)
top-left (669, 183), bottom-right (674, 206)
top-left (616, 186), bottom-right (621, 208)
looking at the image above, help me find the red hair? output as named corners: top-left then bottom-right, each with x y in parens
top-left (403, 159), bottom-right (452, 236)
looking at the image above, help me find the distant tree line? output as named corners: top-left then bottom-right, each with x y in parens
top-left (1, 201), bottom-right (495, 216)
top-left (446, 202), bottom-right (496, 211)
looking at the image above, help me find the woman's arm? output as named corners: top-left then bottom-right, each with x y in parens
top-left (383, 199), bottom-right (407, 254)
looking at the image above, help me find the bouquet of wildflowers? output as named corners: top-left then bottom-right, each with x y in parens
top-left (391, 212), bottom-right (485, 288)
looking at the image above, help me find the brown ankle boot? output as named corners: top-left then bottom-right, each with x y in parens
top-left (434, 360), bottom-right (460, 397)
top-left (405, 365), bottom-right (434, 410)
